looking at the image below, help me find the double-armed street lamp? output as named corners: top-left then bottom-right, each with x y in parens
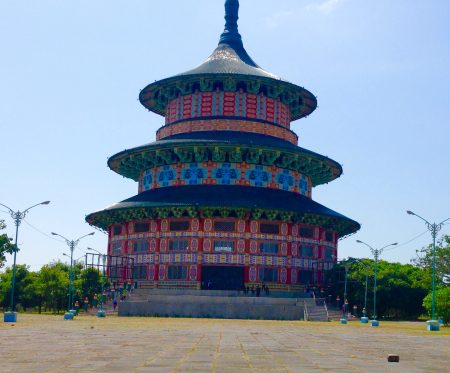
top-left (87, 247), bottom-right (107, 318)
top-left (1, 201), bottom-right (50, 323)
top-left (406, 211), bottom-right (450, 331)
top-left (51, 231), bottom-right (94, 320)
top-left (356, 240), bottom-right (397, 327)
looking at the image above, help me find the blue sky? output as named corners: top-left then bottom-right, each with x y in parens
top-left (1, 0), bottom-right (449, 271)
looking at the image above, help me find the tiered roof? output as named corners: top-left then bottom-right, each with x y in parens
top-left (86, 0), bottom-right (360, 237)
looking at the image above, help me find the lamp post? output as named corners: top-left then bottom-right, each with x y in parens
top-left (63, 253), bottom-right (85, 315)
top-left (52, 231), bottom-right (94, 320)
top-left (340, 262), bottom-right (351, 324)
top-left (407, 211), bottom-right (450, 331)
top-left (356, 240), bottom-right (397, 327)
top-left (356, 260), bottom-right (370, 323)
top-left (1, 201), bottom-right (50, 323)
top-left (343, 263), bottom-right (350, 307)
top-left (87, 247), bottom-right (106, 318)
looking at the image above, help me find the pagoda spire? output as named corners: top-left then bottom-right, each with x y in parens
top-left (219, 0), bottom-right (243, 47)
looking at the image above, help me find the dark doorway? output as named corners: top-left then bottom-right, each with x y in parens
top-left (201, 266), bottom-right (244, 290)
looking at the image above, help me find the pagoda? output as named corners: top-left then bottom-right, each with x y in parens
top-left (86, 0), bottom-right (360, 292)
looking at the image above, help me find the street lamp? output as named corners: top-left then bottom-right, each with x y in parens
top-left (355, 260), bottom-right (370, 323)
top-left (345, 259), bottom-right (370, 323)
top-left (1, 201), bottom-right (50, 323)
top-left (356, 240), bottom-right (397, 327)
top-left (52, 231), bottom-right (95, 320)
top-left (87, 247), bottom-right (106, 318)
top-left (407, 211), bottom-right (450, 331)
top-left (340, 262), bottom-right (351, 324)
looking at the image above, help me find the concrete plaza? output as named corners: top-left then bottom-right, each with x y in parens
top-left (1, 314), bottom-right (449, 372)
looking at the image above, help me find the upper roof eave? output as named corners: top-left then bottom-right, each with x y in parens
top-left (139, 72), bottom-right (317, 122)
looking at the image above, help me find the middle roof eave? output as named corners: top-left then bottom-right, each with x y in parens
top-left (107, 131), bottom-right (343, 185)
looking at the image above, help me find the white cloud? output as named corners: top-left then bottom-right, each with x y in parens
top-left (306, 0), bottom-right (343, 15)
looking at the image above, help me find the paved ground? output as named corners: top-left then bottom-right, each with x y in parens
top-left (1, 314), bottom-right (449, 373)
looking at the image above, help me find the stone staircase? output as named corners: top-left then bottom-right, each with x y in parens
top-left (326, 306), bottom-right (344, 321)
top-left (325, 306), bottom-right (360, 322)
top-left (100, 301), bottom-right (118, 315)
top-left (119, 288), bottom-right (330, 321)
top-left (303, 299), bottom-right (329, 321)
top-left (79, 301), bottom-right (118, 316)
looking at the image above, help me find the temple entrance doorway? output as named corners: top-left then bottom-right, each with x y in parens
top-left (201, 266), bottom-right (244, 290)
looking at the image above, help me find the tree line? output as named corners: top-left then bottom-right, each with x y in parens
top-left (0, 262), bottom-right (104, 314)
top-left (324, 235), bottom-right (449, 323)
top-left (1, 220), bottom-right (106, 313)
top-left (1, 220), bottom-right (449, 321)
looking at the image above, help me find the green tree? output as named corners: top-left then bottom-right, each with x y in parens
top-left (22, 271), bottom-right (44, 313)
top-left (73, 266), bottom-right (103, 307)
top-left (80, 267), bottom-right (102, 298)
top-left (0, 264), bottom-right (34, 311)
top-left (325, 258), bottom-right (428, 320)
top-left (376, 261), bottom-right (428, 319)
top-left (0, 220), bottom-right (15, 269)
top-left (412, 235), bottom-right (450, 287)
top-left (423, 287), bottom-right (450, 324)
top-left (38, 261), bottom-right (70, 313)
top-left (0, 260), bottom-right (107, 314)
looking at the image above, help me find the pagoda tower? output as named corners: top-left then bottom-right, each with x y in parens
top-left (86, 0), bottom-right (360, 292)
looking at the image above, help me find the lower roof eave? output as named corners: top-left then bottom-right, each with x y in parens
top-left (86, 185), bottom-right (360, 236)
